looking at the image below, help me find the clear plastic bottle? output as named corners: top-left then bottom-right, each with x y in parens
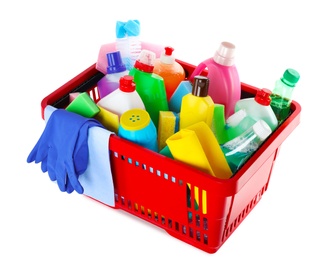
top-left (223, 109), bottom-right (257, 144)
top-left (235, 88), bottom-right (278, 131)
top-left (270, 68), bottom-right (300, 124)
top-left (179, 76), bottom-right (215, 129)
top-left (189, 41), bottom-right (241, 119)
top-left (129, 49), bottom-right (169, 128)
top-left (153, 46), bottom-right (186, 101)
top-left (115, 20), bottom-right (141, 71)
top-left (221, 119), bottom-right (272, 174)
top-left (97, 75), bottom-right (145, 118)
top-left (97, 51), bottom-right (129, 99)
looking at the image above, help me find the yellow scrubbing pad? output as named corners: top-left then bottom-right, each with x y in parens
top-left (94, 105), bottom-right (119, 133)
top-left (158, 111), bottom-right (179, 151)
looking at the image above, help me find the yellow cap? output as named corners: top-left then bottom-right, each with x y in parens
top-left (120, 109), bottom-right (150, 131)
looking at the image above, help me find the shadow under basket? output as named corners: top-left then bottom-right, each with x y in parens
top-left (40, 59), bottom-right (301, 254)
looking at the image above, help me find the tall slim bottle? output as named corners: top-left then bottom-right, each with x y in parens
top-left (129, 49), bottom-right (169, 128)
top-left (270, 68), bottom-right (300, 124)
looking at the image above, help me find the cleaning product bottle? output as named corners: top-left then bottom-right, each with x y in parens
top-left (115, 20), bottom-right (141, 71)
top-left (97, 75), bottom-right (145, 118)
top-left (179, 76), bottom-right (214, 129)
top-left (129, 49), bottom-right (169, 128)
top-left (153, 46), bottom-right (186, 100)
top-left (235, 88), bottom-right (278, 131)
top-left (223, 109), bottom-right (257, 144)
top-left (96, 51), bottom-right (129, 99)
top-left (221, 119), bottom-right (272, 174)
top-left (189, 41), bottom-right (241, 118)
top-left (118, 108), bottom-right (158, 152)
top-left (270, 68), bottom-right (300, 124)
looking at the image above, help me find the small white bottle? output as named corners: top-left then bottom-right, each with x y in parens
top-left (221, 119), bottom-right (272, 174)
top-left (223, 109), bottom-right (257, 144)
top-left (97, 75), bottom-right (145, 117)
top-left (234, 88), bottom-right (278, 131)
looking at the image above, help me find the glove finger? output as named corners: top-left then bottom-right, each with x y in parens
top-left (65, 160), bottom-right (84, 194)
top-left (65, 176), bottom-right (75, 194)
top-left (55, 161), bottom-right (67, 192)
top-left (34, 142), bottom-right (50, 163)
top-left (41, 156), bottom-right (48, 172)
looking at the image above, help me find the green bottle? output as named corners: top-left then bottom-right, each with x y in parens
top-left (270, 68), bottom-right (300, 124)
top-left (129, 49), bottom-right (169, 128)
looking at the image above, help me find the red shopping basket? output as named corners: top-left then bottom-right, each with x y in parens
top-left (40, 59), bottom-right (301, 254)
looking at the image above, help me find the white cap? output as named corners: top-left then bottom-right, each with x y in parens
top-left (160, 46), bottom-right (175, 65)
top-left (226, 109), bottom-right (247, 127)
top-left (252, 120), bottom-right (272, 141)
top-left (213, 41), bottom-right (235, 66)
top-left (137, 49), bottom-right (156, 66)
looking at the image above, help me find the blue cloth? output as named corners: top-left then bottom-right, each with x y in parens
top-left (27, 108), bottom-right (104, 194)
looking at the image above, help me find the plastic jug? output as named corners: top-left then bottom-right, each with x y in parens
top-left (235, 88), bottom-right (278, 131)
top-left (97, 75), bottom-right (145, 117)
top-left (189, 41), bottom-right (241, 118)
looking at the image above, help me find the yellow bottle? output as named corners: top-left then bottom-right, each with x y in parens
top-left (179, 76), bottom-right (214, 129)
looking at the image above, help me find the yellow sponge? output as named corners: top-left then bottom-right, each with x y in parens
top-left (158, 111), bottom-right (179, 151)
top-left (94, 105), bottom-right (119, 133)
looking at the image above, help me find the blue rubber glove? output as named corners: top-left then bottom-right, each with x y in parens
top-left (27, 109), bottom-right (104, 194)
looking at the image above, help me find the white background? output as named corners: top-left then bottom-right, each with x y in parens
top-left (1, 0), bottom-right (333, 259)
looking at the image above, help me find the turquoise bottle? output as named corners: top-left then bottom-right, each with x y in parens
top-left (270, 68), bottom-right (300, 124)
top-left (129, 49), bottom-right (169, 128)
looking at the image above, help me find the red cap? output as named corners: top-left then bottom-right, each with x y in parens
top-left (254, 88), bottom-right (272, 106)
top-left (164, 46), bottom-right (174, 56)
top-left (119, 75), bottom-right (135, 92)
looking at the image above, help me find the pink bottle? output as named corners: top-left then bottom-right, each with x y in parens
top-left (189, 41), bottom-right (241, 118)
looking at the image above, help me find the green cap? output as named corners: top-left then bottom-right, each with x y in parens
top-left (281, 68), bottom-right (300, 87)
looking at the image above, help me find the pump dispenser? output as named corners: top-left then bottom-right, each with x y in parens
top-left (97, 75), bottom-right (145, 118)
top-left (129, 49), bottom-right (169, 128)
top-left (189, 41), bottom-right (241, 118)
top-left (97, 51), bottom-right (129, 99)
top-left (153, 46), bottom-right (186, 100)
top-left (179, 76), bottom-right (215, 129)
top-left (235, 88), bottom-right (278, 131)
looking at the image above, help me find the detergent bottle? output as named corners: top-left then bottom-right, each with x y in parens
top-left (235, 88), bottom-right (278, 131)
top-left (97, 75), bottom-right (145, 118)
top-left (153, 46), bottom-right (186, 100)
top-left (129, 49), bottom-right (169, 128)
top-left (96, 51), bottom-right (129, 99)
top-left (189, 41), bottom-right (241, 118)
top-left (179, 76), bottom-right (214, 129)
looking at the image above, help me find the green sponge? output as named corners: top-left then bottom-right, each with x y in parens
top-left (211, 104), bottom-right (226, 144)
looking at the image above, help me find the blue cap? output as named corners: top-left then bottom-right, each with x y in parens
top-left (116, 20), bottom-right (140, 38)
top-left (106, 51), bottom-right (127, 74)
